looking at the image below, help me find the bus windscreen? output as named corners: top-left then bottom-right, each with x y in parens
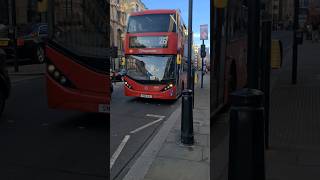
top-left (127, 14), bottom-right (176, 33)
top-left (126, 55), bottom-right (175, 83)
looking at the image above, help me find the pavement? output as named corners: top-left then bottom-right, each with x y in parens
top-left (212, 36), bottom-right (320, 179)
top-left (123, 73), bottom-right (210, 180)
top-left (266, 39), bottom-right (320, 179)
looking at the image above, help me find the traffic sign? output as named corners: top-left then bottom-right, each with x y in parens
top-left (177, 54), bottom-right (182, 65)
top-left (121, 57), bottom-right (126, 66)
top-left (200, 24), bottom-right (208, 40)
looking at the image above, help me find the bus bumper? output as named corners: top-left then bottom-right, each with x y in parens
top-left (124, 86), bottom-right (177, 100)
top-left (46, 76), bottom-right (110, 113)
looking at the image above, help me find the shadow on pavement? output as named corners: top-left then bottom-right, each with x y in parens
top-left (128, 97), bottom-right (178, 105)
top-left (52, 112), bottom-right (108, 131)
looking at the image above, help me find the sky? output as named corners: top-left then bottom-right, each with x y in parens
top-left (141, 0), bottom-right (210, 47)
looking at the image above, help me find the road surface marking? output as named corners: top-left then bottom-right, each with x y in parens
top-left (130, 114), bottom-right (166, 134)
top-left (110, 114), bottom-right (165, 169)
top-left (110, 135), bottom-right (130, 169)
top-left (146, 114), bottom-right (166, 119)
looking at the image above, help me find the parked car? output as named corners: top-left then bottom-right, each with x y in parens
top-left (17, 23), bottom-right (48, 63)
top-left (0, 23), bottom-right (48, 64)
top-left (0, 49), bottom-right (11, 117)
top-left (0, 24), bottom-right (14, 59)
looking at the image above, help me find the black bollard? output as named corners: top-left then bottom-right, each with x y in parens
top-left (228, 88), bottom-right (265, 180)
top-left (181, 89), bottom-right (194, 145)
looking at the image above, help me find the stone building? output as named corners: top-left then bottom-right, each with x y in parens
top-left (110, 0), bottom-right (146, 70)
top-left (270, 0), bottom-right (320, 29)
top-left (0, 0), bottom-right (46, 26)
top-left (192, 44), bottom-right (199, 70)
top-left (195, 46), bottom-right (210, 71)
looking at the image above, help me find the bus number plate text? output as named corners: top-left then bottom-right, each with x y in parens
top-left (140, 94), bottom-right (152, 98)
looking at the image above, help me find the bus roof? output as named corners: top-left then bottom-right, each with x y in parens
top-left (130, 9), bottom-right (177, 16)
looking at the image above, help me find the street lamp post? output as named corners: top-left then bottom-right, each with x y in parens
top-left (247, 0), bottom-right (260, 89)
top-left (292, 0), bottom-right (299, 84)
top-left (181, 0), bottom-right (194, 145)
top-left (11, 0), bottom-right (19, 72)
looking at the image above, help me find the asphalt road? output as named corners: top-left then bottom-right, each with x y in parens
top-left (0, 76), bottom-right (107, 180)
top-left (110, 82), bottom-right (181, 180)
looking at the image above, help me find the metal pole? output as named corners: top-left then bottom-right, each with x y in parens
top-left (12, 0), bottom-right (18, 72)
top-left (247, 0), bottom-right (260, 89)
top-left (201, 39), bottom-right (204, 88)
top-left (187, 0), bottom-right (193, 90)
top-left (181, 0), bottom-right (194, 145)
top-left (261, 19), bottom-right (272, 149)
top-left (192, 67), bottom-right (195, 108)
top-left (292, 0), bottom-right (299, 84)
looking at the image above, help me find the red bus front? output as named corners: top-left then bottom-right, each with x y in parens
top-left (45, 0), bottom-right (110, 113)
top-left (123, 10), bottom-right (187, 100)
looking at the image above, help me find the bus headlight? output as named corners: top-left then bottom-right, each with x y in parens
top-left (124, 81), bottom-right (132, 89)
top-left (161, 83), bottom-right (174, 91)
top-left (47, 61), bottom-right (75, 88)
top-left (60, 76), bottom-right (67, 84)
top-left (53, 71), bottom-right (60, 79)
top-left (48, 65), bottom-right (55, 73)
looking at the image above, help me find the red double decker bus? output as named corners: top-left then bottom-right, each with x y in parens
top-left (211, 0), bottom-right (248, 115)
top-left (45, 0), bottom-right (110, 113)
top-left (123, 9), bottom-right (188, 100)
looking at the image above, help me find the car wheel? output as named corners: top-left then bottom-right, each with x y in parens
top-left (35, 45), bottom-right (45, 64)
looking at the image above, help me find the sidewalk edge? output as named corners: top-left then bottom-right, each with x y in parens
top-left (123, 104), bottom-right (181, 180)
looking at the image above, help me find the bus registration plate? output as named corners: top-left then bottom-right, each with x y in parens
top-left (140, 94), bottom-right (152, 98)
top-left (98, 104), bottom-right (110, 113)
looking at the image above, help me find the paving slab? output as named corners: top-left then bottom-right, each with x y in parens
top-left (145, 157), bottom-right (209, 180)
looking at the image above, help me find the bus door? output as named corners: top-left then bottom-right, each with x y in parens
top-left (213, 8), bottom-right (227, 109)
top-left (46, 0), bottom-right (109, 112)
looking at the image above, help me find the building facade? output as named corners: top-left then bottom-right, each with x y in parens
top-left (194, 46), bottom-right (210, 71)
top-left (270, 0), bottom-right (320, 29)
top-left (192, 44), bottom-right (199, 69)
top-left (0, 0), bottom-right (41, 26)
top-left (110, 0), bottom-right (146, 70)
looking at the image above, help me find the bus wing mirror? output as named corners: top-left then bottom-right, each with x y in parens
top-left (271, 39), bottom-right (282, 69)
